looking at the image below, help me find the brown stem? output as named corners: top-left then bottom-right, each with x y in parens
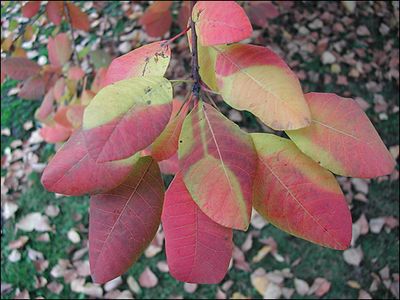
top-left (63, 1), bottom-right (81, 65)
top-left (190, 1), bottom-right (201, 99)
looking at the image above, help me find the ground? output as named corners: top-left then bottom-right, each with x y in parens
top-left (1, 1), bottom-right (399, 299)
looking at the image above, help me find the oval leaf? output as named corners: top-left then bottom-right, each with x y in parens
top-left (104, 41), bottom-right (171, 86)
top-left (251, 133), bottom-right (352, 250)
top-left (46, 1), bottom-right (64, 25)
top-left (66, 2), bottom-right (90, 32)
top-left (83, 76), bottom-right (173, 162)
top-left (36, 88), bottom-right (55, 121)
top-left (162, 173), bottom-right (233, 283)
top-left (139, 1), bottom-right (172, 37)
top-left (40, 122), bottom-right (72, 144)
top-left (193, 1), bottom-right (252, 46)
top-left (89, 157), bottom-right (164, 283)
top-left (215, 44), bottom-right (311, 130)
top-left (48, 33), bottom-right (72, 67)
top-left (41, 130), bottom-right (139, 196)
top-left (22, 1), bottom-right (40, 18)
top-left (19, 75), bottom-right (46, 100)
top-left (286, 93), bottom-right (396, 178)
top-left (151, 99), bottom-right (189, 161)
top-left (3, 57), bottom-right (41, 80)
top-left (179, 102), bottom-right (256, 230)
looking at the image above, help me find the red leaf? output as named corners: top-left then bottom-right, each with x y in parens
top-left (3, 57), bottom-right (41, 80)
top-left (162, 173), bottom-right (233, 283)
top-left (151, 99), bottom-right (189, 161)
top-left (46, 1), bottom-right (64, 25)
top-left (19, 75), bottom-right (46, 100)
top-left (66, 2), bottom-right (90, 32)
top-left (53, 77), bottom-right (66, 101)
top-left (22, 1), bottom-right (41, 18)
top-left (40, 123), bottom-right (72, 144)
top-left (286, 93), bottom-right (396, 178)
top-left (41, 130), bottom-right (139, 196)
top-left (139, 1), bottom-right (173, 37)
top-left (68, 66), bottom-right (85, 81)
top-left (179, 102), bottom-right (257, 230)
top-left (104, 41), bottom-right (171, 86)
top-left (91, 67), bottom-right (107, 93)
top-left (192, 1), bottom-right (252, 46)
top-left (252, 133), bottom-right (352, 250)
top-left (246, 1), bottom-right (279, 28)
top-left (54, 105), bottom-right (85, 129)
top-left (158, 152), bottom-right (180, 174)
top-left (89, 157), bottom-right (164, 283)
top-left (47, 33), bottom-right (72, 67)
top-left (36, 88), bottom-right (55, 121)
top-left (178, 1), bottom-right (191, 31)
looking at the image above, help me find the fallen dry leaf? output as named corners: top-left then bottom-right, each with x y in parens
top-left (343, 246), bottom-right (364, 266)
top-left (308, 277), bottom-right (331, 297)
top-left (8, 236), bottom-right (29, 249)
top-left (45, 205), bottom-right (60, 218)
top-left (251, 268), bottom-right (269, 296)
top-left (139, 267), bottom-right (158, 288)
top-left (8, 249), bottom-right (21, 263)
top-left (369, 217), bottom-right (386, 234)
top-left (347, 280), bottom-right (361, 289)
top-left (16, 212), bottom-right (51, 232)
top-left (47, 281), bottom-right (64, 294)
top-left (358, 289), bottom-right (372, 299)
top-left (184, 283), bottom-right (198, 293)
top-left (294, 278), bottom-right (310, 296)
top-left (127, 276), bottom-right (141, 294)
top-left (252, 245), bottom-right (272, 263)
top-left (67, 229), bottom-right (81, 243)
top-left (104, 276), bottom-right (123, 292)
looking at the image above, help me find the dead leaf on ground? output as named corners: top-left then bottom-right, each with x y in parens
top-left (16, 212), bottom-right (52, 232)
top-left (139, 267), bottom-right (158, 288)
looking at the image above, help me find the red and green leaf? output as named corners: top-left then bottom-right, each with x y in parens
top-left (3, 57), bottom-right (41, 80)
top-left (151, 99), bottom-right (190, 162)
top-left (104, 41), bottom-right (171, 86)
top-left (41, 130), bottom-right (139, 196)
top-left (66, 2), bottom-right (90, 32)
top-left (162, 173), bottom-right (233, 283)
top-left (214, 44), bottom-right (311, 130)
top-left (22, 1), bottom-right (41, 18)
top-left (47, 33), bottom-right (72, 67)
top-left (179, 102), bottom-right (256, 230)
top-left (89, 157), bottom-right (164, 283)
top-left (83, 76), bottom-right (173, 162)
top-left (286, 93), bottom-right (396, 178)
top-left (251, 133), bottom-right (352, 250)
top-left (192, 1), bottom-right (252, 46)
top-left (139, 1), bottom-right (172, 38)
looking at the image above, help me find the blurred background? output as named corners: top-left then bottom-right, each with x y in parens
top-left (1, 1), bottom-right (399, 299)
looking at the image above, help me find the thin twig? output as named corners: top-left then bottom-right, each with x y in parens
top-left (63, 1), bottom-right (81, 65)
top-left (190, 1), bottom-right (201, 99)
top-left (9, 10), bottom-right (45, 54)
top-left (166, 26), bottom-right (190, 45)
